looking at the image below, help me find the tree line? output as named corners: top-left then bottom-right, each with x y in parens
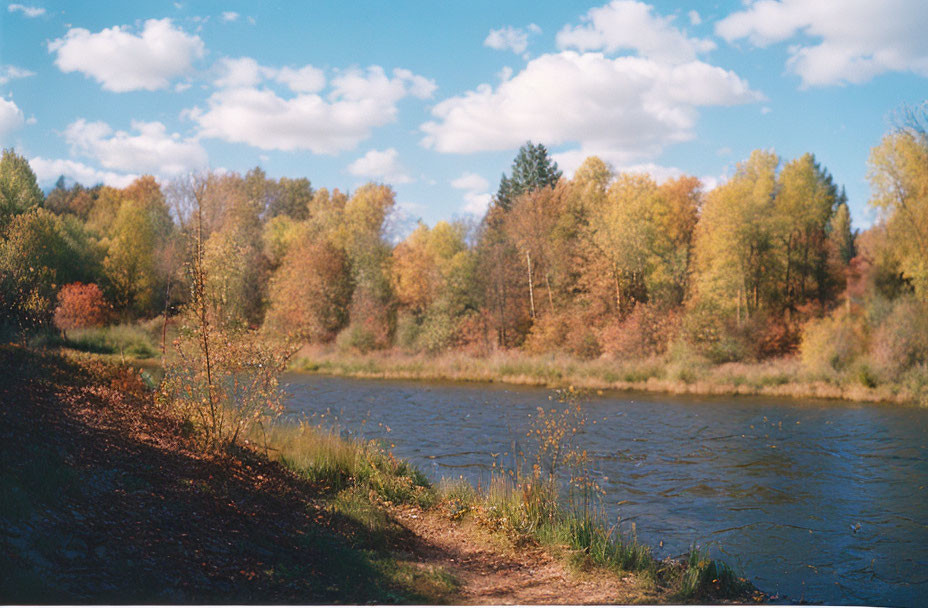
top-left (1, 112), bottom-right (926, 386)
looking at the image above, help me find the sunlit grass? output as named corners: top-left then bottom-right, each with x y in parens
top-left (261, 423), bottom-right (434, 507)
top-left (291, 344), bottom-right (919, 404)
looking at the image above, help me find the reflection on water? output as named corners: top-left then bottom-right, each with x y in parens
top-left (283, 374), bottom-right (928, 607)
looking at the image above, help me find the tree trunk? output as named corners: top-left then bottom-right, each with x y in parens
top-left (613, 262), bottom-right (621, 312)
top-left (526, 250), bottom-right (536, 319)
top-left (195, 192), bottom-right (217, 441)
top-left (545, 272), bottom-right (555, 314)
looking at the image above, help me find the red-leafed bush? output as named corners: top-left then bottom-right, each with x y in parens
top-left (53, 282), bottom-right (111, 330)
top-left (600, 304), bottom-right (680, 359)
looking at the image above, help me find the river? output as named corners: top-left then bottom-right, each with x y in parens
top-left (282, 373), bottom-right (928, 606)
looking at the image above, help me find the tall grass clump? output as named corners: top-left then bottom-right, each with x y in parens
top-left (671, 545), bottom-right (753, 601)
top-left (434, 387), bottom-right (754, 600)
top-left (63, 323), bottom-right (159, 359)
top-left (460, 387), bottom-right (657, 575)
top-left (264, 422), bottom-right (434, 507)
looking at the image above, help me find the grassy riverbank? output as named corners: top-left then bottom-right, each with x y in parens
top-left (1, 345), bottom-right (762, 603)
top-left (39, 323), bottom-right (924, 405)
top-left (292, 345), bottom-right (925, 405)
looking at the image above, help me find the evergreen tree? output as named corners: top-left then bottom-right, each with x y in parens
top-left (495, 141), bottom-right (562, 210)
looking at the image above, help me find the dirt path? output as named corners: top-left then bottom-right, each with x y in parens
top-left (391, 505), bottom-right (659, 605)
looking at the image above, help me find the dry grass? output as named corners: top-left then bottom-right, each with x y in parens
top-left (291, 345), bottom-right (918, 405)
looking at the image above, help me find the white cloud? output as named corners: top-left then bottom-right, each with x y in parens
top-left (347, 148), bottom-right (412, 184)
top-left (8, 3), bottom-right (44, 17)
top-left (29, 157), bottom-right (138, 188)
top-left (484, 24), bottom-right (541, 55)
top-left (421, 51), bottom-right (760, 161)
top-left (451, 172), bottom-right (489, 192)
top-left (64, 118), bottom-right (207, 176)
top-left (275, 65), bottom-right (326, 93)
top-left (452, 171), bottom-right (492, 216)
top-left (688, 10), bottom-right (702, 26)
top-left (213, 57), bottom-right (327, 93)
top-left (48, 18), bottom-right (205, 92)
top-left (221, 11), bottom-right (239, 22)
top-left (716, 0), bottom-right (928, 86)
top-left (190, 65), bottom-right (435, 153)
top-left (556, 0), bottom-right (715, 64)
top-left (0, 65), bottom-right (35, 85)
top-left (213, 56), bottom-right (271, 88)
top-left (0, 97), bottom-right (24, 142)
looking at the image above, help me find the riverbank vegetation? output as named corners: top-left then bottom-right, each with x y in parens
top-left (0, 345), bottom-right (761, 603)
top-left (3, 104), bottom-right (928, 405)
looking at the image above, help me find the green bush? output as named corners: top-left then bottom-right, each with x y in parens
top-left (394, 312), bottom-right (421, 352)
top-left (336, 324), bottom-right (379, 354)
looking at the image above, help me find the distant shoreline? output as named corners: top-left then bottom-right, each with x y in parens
top-left (289, 347), bottom-right (921, 406)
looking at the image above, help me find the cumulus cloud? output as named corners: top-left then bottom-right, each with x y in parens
top-left (716, 0), bottom-right (928, 86)
top-left (347, 148), bottom-right (412, 184)
top-left (452, 172), bottom-right (492, 216)
top-left (213, 56), bottom-right (272, 88)
top-left (64, 118), bottom-right (208, 176)
top-left (191, 65), bottom-right (436, 153)
top-left (421, 51), bottom-right (760, 160)
top-left (213, 58), bottom-right (326, 94)
top-left (0, 97), bottom-right (25, 143)
top-left (221, 11), bottom-right (239, 22)
top-left (29, 157), bottom-right (138, 188)
top-left (484, 24), bottom-right (541, 55)
top-left (8, 3), bottom-right (44, 17)
top-left (0, 65), bottom-right (35, 85)
top-left (556, 0), bottom-right (715, 63)
top-left (48, 18), bottom-right (205, 92)
top-left (275, 65), bottom-right (326, 93)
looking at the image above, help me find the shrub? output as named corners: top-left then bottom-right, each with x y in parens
top-left (160, 321), bottom-right (292, 450)
top-left (417, 305), bottom-right (456, 354)
top-left (524, 310), bottom-right (602, 359)
top-left (800, 311), bottom-right (867, 374)
top-left (523, 313), bottom-right (570, 355)
top-left (53, 282), bottom-right (110, 330)
top-left (869, 296), bottom-right (928, 380)
top-left (599, 304), bottom-right (679, 359)
top-left (394, 312), bottom-right (421, 352)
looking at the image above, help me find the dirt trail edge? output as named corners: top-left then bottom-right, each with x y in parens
top-left (389, 504), bottom-right (659, 604)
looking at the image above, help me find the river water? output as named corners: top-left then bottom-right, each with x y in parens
top-left (282, 374), bottom-right (928, 606)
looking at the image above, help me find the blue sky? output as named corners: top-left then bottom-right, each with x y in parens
top-left (2, 1), bottom-right (926, 231)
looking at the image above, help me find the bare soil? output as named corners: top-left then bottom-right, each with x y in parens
top-left (391, 504), bottom-right (660, 604)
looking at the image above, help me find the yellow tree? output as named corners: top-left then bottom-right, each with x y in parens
top-left (774, 153), bottom-right (840, 307)
top-left (868, 130), bottom-right (928, 299)
top-left (649, 176), bottom-right (702, 306)
top-left (586, 173), bottom-right (658, 314)
top-left (692, 150), bottom-right (780, 319)
top-left (103, 177), bottom-right (173, 317)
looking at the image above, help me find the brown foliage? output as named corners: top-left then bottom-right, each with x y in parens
top-left (599, 304), bottom-right (680, 359)
top-left (524, 310), bottom-right (602, 359)
top-left (54, 282), bottom-right (111, 330)
top-left (266, 240), bottom-right (351, 342)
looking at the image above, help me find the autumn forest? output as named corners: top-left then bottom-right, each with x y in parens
top-left (3, 111), bottom-right (927, 405)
